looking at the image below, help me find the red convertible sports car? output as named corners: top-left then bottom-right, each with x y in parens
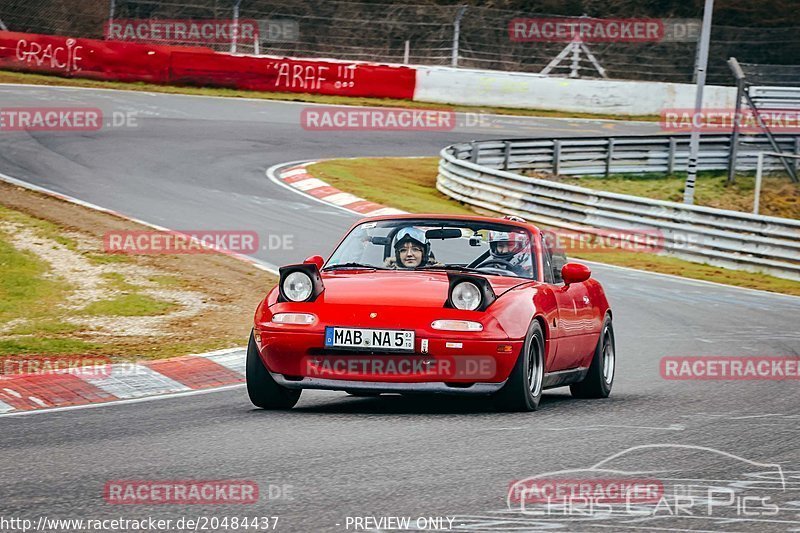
top-left (247, 214), bottom-right (614, 411)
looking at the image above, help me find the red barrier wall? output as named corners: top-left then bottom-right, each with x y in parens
top-left (170, 52), bottom-right (416, 99)
top-left (0, 31), bottom-right (205, 83)
top-left (0, 31), bottom-right (416, 100)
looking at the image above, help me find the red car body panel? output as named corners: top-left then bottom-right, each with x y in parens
top-left (252, 214), bottom-right (611, 394)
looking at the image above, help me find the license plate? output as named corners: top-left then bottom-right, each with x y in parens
top-left (324, 327), bottom-right (415, 352)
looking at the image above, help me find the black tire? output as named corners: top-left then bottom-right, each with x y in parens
top-left (493, 320), bottom-right (545, 412)
top-left (570, 315), bottom-right (615, 399)
top-left (246, 330), bottom-right (301, 409)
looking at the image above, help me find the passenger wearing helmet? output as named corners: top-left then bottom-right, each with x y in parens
top-left (485, 230), bottom-right (532, 275)
top-left (385, 226), bottom-right (431, 268)
top-left (395, 226), bottom-right (430, 268)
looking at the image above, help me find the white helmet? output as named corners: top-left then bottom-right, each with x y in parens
top-left (488, 231), bottom-right (526, 259)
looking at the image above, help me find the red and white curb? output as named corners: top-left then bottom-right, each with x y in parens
top-left (0, 348), bottom-right (246, 415)
top-left (276, 162), bottom-right (407, 216)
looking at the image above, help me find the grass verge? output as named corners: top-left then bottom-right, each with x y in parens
top-left (0, 180), bottom-right (276, 359)
top-left (0, 69), bottom-right (658, 122)
top-left (546, 171), bottom-right (800, 219)
top-left (306, 158), bottom-right (800, 296)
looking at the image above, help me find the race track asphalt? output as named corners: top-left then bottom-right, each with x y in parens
top-left (0, 85), bottom-right (798, 532)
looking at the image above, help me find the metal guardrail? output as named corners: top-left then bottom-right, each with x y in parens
top-left (750, 86), bottom-right (800, 110)
top-left (437, 134), bottom-right (800, 281)
top-left (455, 133), bottom-right (800, 177)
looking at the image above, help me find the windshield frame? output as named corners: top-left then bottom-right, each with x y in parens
top-left (324, 217), bottom-right (539, 280)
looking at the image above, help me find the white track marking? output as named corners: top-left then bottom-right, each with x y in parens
top-left (266, 161), bottom-right (361, 216)
top-left (84, 365), bottom-right (190, 399)
top-left (0, 399), bottom-right (13, 414)
top-left (199, 349), bottom-right (247, 375)
top-left (292, 177), bottom-right (329, 191)
top-left (0, 384), bottom-right (246, 418)
top-left (282, 168), bottom-right (310, 178)
top-left (321, 192), bottom-right (362, 206)
top-left (365, 206), bottom-right (408, 216)
top-left (28, 397), bottom-right (48, 408)
top-left (186, 346), bottom-right (244, 358)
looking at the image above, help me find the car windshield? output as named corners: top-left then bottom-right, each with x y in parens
top-left (325, 219), bottom-right (536, 279)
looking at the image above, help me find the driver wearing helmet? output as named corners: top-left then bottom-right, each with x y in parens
top-left (487, 230), bottom-right (532, 275)
top-left (385, 226), bottom-right (434, 268)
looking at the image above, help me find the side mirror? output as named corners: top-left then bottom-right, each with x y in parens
top-left (304, 255), bottom-right (324, 271)
top-left (562, 263), bottom-right (591, 286)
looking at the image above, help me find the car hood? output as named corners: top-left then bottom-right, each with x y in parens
top-left (319, 270), bottom-right (531, 307)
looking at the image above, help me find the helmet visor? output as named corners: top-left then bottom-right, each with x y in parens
top-left (394, 226), bottom-right (428, 248)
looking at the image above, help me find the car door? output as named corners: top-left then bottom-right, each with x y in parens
top-left (541, 234), bottom-right (576, 371)
top-left (542, 233), bottom-right (592, 371)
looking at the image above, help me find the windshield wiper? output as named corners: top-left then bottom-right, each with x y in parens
top-left (416, 265), bottom-right (486, 274)
top-left (417, 264), bottom-right (524, 278)
top-left (323, 262), bottom-right (387, 271)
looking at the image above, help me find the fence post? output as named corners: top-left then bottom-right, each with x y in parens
top-left (503, 141), bottom-right (511, 171)
top-left (795, 137), bottom-right (800, 173)
top-left (754, 152), bottom-right (764, 215)
top-left (605, 138), bottom-right (615, 177)
top-left (451, 6), bottom-right (467, 67)
top-left (553, 140), bottom-right (562, 175)
top-left (230, 0), bottom-right (242, 54)
top-left (470, 142), bottom-right (479, 163)
top-left (403, 40), bottom-right (410, 64)
top-left (667, 137), bottom-right (677, 175)
top-left (107, 0), bottom-right (115, 38)
top-left (726, 59), bottom-right (746, 183)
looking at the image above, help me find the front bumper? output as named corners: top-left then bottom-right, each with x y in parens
top-left (256, 328), bottom-right (522, 384)
top-left (271, 373), bottom-right (508, 395)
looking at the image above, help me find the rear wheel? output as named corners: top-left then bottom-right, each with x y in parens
top-left (493, 320), bottom-right (545, 412)
top-left (246, 330), bottom-right (301, 409)
top-left (570, 315), bottom-right (615, 399)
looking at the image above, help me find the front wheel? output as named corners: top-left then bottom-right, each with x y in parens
top-left (246, 330), bottom-right (301, 409)
top-left (493, 320), bottom-right (545, 412)
top-left (570, 315), bottom-right (615, 399)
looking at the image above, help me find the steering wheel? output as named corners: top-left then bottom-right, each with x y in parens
top-left (476, 258), bottom-right (519, 272)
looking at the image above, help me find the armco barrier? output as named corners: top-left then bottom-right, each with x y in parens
top-left (437, 134), bottom-right (800, 281)
top-left (0, 31), bottom-right (416, 100)
top-left (457, 134), bottom-right (800, 176)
